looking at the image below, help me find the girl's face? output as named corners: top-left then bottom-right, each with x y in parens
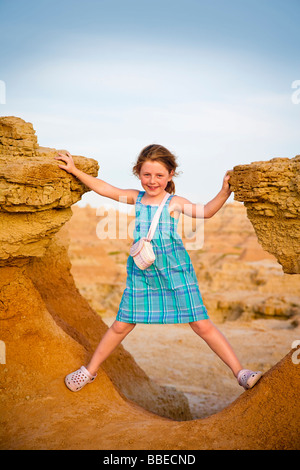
top-left (139, 160), bottom-right (173, 196)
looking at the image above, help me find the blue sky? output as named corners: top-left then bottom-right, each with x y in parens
top-left (1, 0), bottom-right (299, 210)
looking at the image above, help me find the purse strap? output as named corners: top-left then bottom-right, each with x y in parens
top-left (146, 192), bottom-right (170, 241)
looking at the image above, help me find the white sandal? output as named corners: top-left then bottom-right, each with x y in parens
top-left (237, 369), bottom-right (262, 390)
top-left (65, 366), bottom-right (97, 392)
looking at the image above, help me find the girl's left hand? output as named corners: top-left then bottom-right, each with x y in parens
top-left (222, 170), bottom-right (232, 195)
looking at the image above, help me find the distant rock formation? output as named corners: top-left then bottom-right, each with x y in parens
top-left (230, 156), bottom-right (300, 274)
top-left (67, 203), bottom-right (300, 322)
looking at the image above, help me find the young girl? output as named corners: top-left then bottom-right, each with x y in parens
top-left (54, 144), bottom-right (262, 393)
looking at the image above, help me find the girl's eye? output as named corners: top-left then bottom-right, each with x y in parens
top-left (143, 173), bottom-right (163, 177)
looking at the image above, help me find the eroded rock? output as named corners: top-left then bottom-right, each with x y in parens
top-left (0, 116), bottom-right (99, 264)
top-left (0, 116), bottom-right (191, 430)
top-left (229, 156), bottom-right (300, 274)
top-left (0, 117), bottom-right (298, 450)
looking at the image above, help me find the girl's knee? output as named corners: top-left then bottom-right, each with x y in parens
top-left (111, 320), bottom-right (136, 335)
top-left (189, 319), bottom-right (213, 337)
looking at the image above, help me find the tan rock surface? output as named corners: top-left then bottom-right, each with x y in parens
top-left (0, 116), bottom-right (99, 265)
top-left (1, 244), bottom-right (299, 449)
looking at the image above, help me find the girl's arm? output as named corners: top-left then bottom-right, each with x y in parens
top-left (202, 171), bottom-right (232, 218)
top-left (171, 171), bottom-right (232, 219)
top-left (54, 151), bottom-right (139, 204)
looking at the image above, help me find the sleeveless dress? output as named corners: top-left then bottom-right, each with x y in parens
top-left (116, 190), bottom-right (209, 324)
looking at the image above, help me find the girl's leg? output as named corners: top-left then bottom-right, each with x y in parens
top-left (189, 319), bottom-right (242, 377)
top-left (86, 320), bottom-right (136, 376)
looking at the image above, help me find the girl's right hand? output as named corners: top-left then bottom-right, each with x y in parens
top-left (221, 170), bottom-right (232, 195)
top-left (54, 151), bottom-right (76, 174)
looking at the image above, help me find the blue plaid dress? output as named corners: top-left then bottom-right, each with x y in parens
top-left (116, 190), bottom-right (209, 324)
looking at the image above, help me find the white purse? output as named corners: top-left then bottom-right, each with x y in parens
top-left (130, 192), bottom-right (170, 270)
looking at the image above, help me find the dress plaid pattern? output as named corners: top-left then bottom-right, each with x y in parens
top-left (116, 191), bottom-right (209, 324)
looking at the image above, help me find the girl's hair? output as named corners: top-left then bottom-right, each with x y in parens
top-left (132, 144), bottom-right (179, 194)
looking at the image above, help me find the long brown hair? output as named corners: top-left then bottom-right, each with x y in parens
top-left (132, 144), bottom-right (179, 194)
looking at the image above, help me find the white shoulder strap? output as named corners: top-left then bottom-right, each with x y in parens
top-left (146, 192), bottom-right (170, 241)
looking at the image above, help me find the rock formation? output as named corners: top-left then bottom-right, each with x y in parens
top-left (0, 116), bottom-right (99, 266)
top-left (0, 116), bottom-right (191, 425)
top-left (229, 156), bottom-right (300, 274)
top-left (0, 117), bottom-right (299, 450)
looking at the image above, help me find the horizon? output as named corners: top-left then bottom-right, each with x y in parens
top-left (1, 0), bottom-right (299, 210)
